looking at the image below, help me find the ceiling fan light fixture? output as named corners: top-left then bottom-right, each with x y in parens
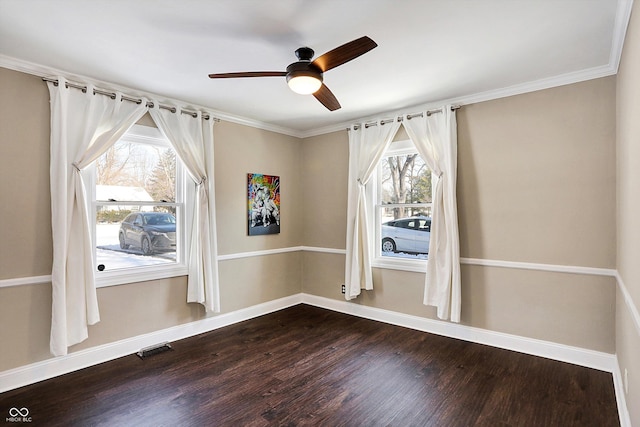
top-left (286, 61), bottom-right (323, 95)
top-left (287, 74), bottom-right (322, 94)
top-left (209, 36), bottom-right (377, 110)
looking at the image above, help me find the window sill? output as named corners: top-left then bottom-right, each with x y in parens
top-left (372, 257), bottom-right (427, 273)
top-left (95, 264), bottom-right (189, 288)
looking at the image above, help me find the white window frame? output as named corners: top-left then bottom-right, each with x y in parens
top-left (85, 124), bottom-right (190, 287)
top-left (372, 139), bottom-right (431, 273)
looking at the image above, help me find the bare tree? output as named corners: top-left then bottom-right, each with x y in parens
top-left (96, 141), bottom-right (158, 189)
top-left (96, 142), bottom-right (134, 186)
top-left (380, 153), bottom-right (433, 220)
top-left (386, 154), bottom-right (417, 219)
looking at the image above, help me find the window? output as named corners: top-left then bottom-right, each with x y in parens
top-left (87, 125), bottom-right (189, 286)
top-left (374, 139), bottom-right (432, 271)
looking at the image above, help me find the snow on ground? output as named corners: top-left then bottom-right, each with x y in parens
top-left (96, 224), bottom-right (424, 270)
top-left (381, 252), bottom-right (428, 260)
top-left (96, 223), bottom-right (175, 270)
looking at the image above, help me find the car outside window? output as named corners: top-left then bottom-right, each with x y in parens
top-left (374, 139), bottom-right (432, 272)
top-left (87, 125), bottom-right (189, 287)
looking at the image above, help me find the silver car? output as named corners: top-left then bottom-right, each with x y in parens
top-left (381, 216), bottom-right (431, 254)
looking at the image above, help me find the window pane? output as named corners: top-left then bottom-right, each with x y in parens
top-left (95, 137), bottom-right (180, 273)
top-left (380, 206), bottom-right (431, 260)
top-left (96, 140), bottom-right (176, 202)
top-left (96, 205), bottom-right (178, 271)
top-left (380, 154), bottom-right (432, 205)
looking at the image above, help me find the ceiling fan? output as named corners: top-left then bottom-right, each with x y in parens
top-left (208, 36), bottom-right (377, 111)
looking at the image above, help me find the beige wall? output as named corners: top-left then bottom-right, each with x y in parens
top-left (616, 2), bottom-right (640, 424)
top-left (0, 68), bottom-right (302, 371)
top-left (457, 80), bottom-right (616, 267)
top-left (0, 61), bottom-right (624, 393)
top-left (301, 77), bottom-right (616, 353)
top-left (0, 68), bottom-right (52, 279)
top-left (214, 121), bottom-right (303, 254)
top-left (300, 130), bottom-right (349, 249)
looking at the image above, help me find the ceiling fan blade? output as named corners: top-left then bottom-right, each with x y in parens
top-left (313, 84), bottom-right (341, 111)
top-left (312, 36), bottom-right (377, 72)
top-left (208, 71), bottom-right (287, 79)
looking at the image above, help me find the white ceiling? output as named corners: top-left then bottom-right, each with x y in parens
top-left (0, 0), bottom-right (632, 136)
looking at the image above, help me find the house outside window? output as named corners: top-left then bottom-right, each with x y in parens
top-left (374, 139), bottom-right (432, 272)
top-left (86, 125), bottom-right (189, 287)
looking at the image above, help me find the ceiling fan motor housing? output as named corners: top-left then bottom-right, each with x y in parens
top-left (295, 46), bottom-right (315, 61)
top-left (286, 61), bottom-right (323, 84)
top-left (208, 37), bottom-right (376, 110)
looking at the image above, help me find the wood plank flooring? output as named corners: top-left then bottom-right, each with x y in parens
top-left (0, 305), bottom-right (619, 426)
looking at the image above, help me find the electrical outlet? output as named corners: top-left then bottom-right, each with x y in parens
top-left (624, 368), bottom-right (629, 394)
top-left (341, 284), bottom-right (345, 294)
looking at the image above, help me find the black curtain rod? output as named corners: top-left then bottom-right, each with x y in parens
top-left (42, 77), bottom-right (217, 121)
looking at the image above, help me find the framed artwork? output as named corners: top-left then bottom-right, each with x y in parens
top-left (247, 173), bottom-right (280, 235)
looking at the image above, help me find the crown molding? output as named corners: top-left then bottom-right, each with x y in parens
top-left (611, 0), bottom-right (635, 74)
top-left (6, 49), bottom-right (615, 141)
top-left (301, 0), bottom-right (634, 139)
top-left (1, 0), bottom-right (632, 140)
top-left (0, 54), bottom-right (304, 138)
top-left (299, 63), bottom-right (618, 139)
top-left (0, 53), bottom-right (622, 141)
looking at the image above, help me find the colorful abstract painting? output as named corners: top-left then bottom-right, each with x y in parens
top-left (247, 173), bottom-right (280, 235)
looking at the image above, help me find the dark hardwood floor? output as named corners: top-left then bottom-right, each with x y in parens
top-left (1, 305), bottom-right (618, 426)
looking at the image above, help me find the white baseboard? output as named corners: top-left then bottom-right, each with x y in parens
top-left (0, 294), bottom-right (302, 394)
top-left (303, 294), bottom-right (631, 426)
top-left (0, 292), bottom-right (626, 427)
top-left (0, 292), bottom-right (617, 391)
top-left (301, 293), bottom-right (616, 373)
top-left (613, 358), bottom-right (632, 427)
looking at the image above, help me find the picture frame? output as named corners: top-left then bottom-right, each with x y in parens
top-left (247, 173), bottom-right (280, 235)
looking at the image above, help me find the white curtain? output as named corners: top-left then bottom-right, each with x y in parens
top-left (149, 107), bottom-right (220, 313)
top-left (47, 77), bottom-right (148, 356)
top-left (403, 106), bottom-right (461, 322)
top-left (344, 120), bottom-right (401, 299)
